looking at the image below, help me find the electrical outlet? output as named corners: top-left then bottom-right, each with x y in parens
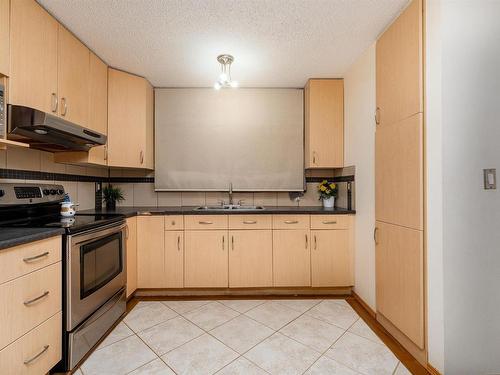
top-left (483, 169), bottom-right (496, 190)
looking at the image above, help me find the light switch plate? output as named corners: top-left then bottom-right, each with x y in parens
top-left (483, 168), bottom-right (496, 190)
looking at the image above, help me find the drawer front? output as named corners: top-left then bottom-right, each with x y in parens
top-left (310, 215), bottom-right (351, 230)
top-left (164, 215), bottom-right (184, 230)
top-left (184, 215), bottom-right (228, 230)
top-left (0, 311), bottom-right (62, 375)
top-left (0, 236), bottom-right (62, 285)
top-left (272, 215), bottom-right (310, 230)
top-left (0, 262), bottom-right (62, 349)
top-left (229, 215), bottom-right (272, 230)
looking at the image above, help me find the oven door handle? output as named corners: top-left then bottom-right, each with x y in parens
top-left (68, 221), bottom-right (127, 245)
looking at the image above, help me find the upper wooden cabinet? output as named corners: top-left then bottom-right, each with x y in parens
top-left (107, 68), bottom-right (154, 169)
top-left (0, 0), bottom-right (9, 76)
top-left (376, 0), bottom-right (423, 127)
top-left (304, 79), bottom-right (344, 168)
top-left (9, 0), bottom-right (58, 114)
top-left (57, 25), bottom-right (90, 127)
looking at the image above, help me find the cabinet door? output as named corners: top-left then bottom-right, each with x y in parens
top-left (376, 0), bottom-right (422, 127)
top-left (126, 217), bottom-right (137, 298)
top-left (229, 230), bottom-right (272, 288)
top-left (305, 79), bottom-right (344, 168)
top-left (0, 0), bottom-right (9, 76)
top-left (273, 229), bottom-right (311, 287)
top-left (57, 25), bottom-right (90, 127)
top-left (143, 81), bottom-right (154, 169)
top-left (107, 68), bottom-right (146, 168)
top-left (9, 0), bottom-right (58, 113)
top-left (311, 230), bottom-right (352, 287)
top-left (184, 230), bottom-right (228, 288)
top-left (375, 221), bottom-right (424, 348)
top-left (137, 216), bottom-right (165, 288)
top-left (165, 230), bottom-right (183, 288)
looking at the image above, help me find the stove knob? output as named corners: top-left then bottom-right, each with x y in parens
top-left (57, 189), bottom-right (64, 195)
top-left (0, 189), bottom-right (4, 198)
top-left (50, 189), bottom-right (57, 195)
top-left (43, 189), bottom-right (50, 196)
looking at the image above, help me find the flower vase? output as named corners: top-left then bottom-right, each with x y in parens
top-left (322, 196), bottom-right (335, 209)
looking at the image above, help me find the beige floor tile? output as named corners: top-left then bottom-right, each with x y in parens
top-left (330, 299), bottom-right (354, 308)
top-left (80, 335), bottom-right (156, 375)
top-left (245, 332), bottom-right (320, 375)
top-left (394, 362), bottom-right (412, 375)
top-left (161, 300), bottom-right (211, 314)
top-left (306, 300), bottom-right (359, 329)
top-left (217, 299), bottom-right (266, 313)
top-left (325, 332), bottom-right (398, 375)
top-left (216, 357), bottom-right (268, 375)
top-left (124, 301), bottom-right (178, 333)
top-left (210, 315), bottom-right (274, 354)
top-left (348, 318), bottom-right (383, 344)
top-left (279, 314), bottom-right (345, 352)
top-left (162, 333), bottom-right (238, 375)
top-left (138, 316), bottom-right (204, 356)
top-left (245, 301), bottom-right (302, 330)
top-left (97, 322), bottom-right (134, 349)
top-left (128, 358), bottom-right (175, 374)
top-left (183, 302), bottom-right (239, 330)
top-left (274, 299), bottom-right (322, 313)
top-left (304, 355), bottom-right (361, 375)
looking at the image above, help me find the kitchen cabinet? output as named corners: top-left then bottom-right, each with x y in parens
top-left (0, 0), bottom-right (9, 76)
top-left (229, 230), bottom-right (273, 287)
top-left (137, 216), bottom-right (164, 288)
top-left (304, 79), bottom-right (344, 168)
top-left (376, 0), bottom-right (423, 127)
top-left (184, 230), bottom-right (228, 287)
top-left (57, 25), bottom-right (90, 127)
top-left (165, 230), bottom-right (184, 288)
top-left (126, 217), bottom-right (137, 298)
top-left (107, 68), bottom-right (154, 169)
top-left (311, 229), bottom-right (352, 287)
top-left (273, 229), bottom-right (311, 287)
top-left (9, 0), bottom-right (58, 114)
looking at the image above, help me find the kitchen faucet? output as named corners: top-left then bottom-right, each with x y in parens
top-left (228, 182), bottom-right (234, 205)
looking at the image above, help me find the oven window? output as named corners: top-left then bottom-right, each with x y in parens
top-left (80, 232), bottom-right (122, 299)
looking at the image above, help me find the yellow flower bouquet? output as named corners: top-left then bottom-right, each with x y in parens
top-left (317, 180), bottom-right (338, 200)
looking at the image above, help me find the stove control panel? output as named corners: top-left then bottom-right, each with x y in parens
top-left (0, 183), bottom-right (65, 205)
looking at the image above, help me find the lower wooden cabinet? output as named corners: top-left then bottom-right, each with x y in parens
top-left (184, 230), bottom-right (228, 288)
top-left (137, 216), bottom-right (165, 288)
top-left (311, 229), bottom-right (352, 287)
top-left (126, 217), bottom-right (137, 298)
top-left (273, 229), bottom-right (311, 287)
top-left (165, 230), bottom-right (184, 288)
top-left (229, 230), bottom-right (272, 288)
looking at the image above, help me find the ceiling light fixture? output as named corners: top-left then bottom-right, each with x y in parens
top-left (214, 54), bottom-right (238, 90)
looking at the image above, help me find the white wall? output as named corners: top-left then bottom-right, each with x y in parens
top-left (433, 1), bottom-right (500, 373)
top-left (344, 44), bottom-right (376, 310)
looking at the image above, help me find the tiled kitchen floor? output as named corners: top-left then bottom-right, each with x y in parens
top-left (75, 299), bottom-right (412, 375)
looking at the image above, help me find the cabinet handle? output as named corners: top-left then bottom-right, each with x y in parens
top-left (199, 221), bottom-right (213, 225)
top-left (23, 345), bottom-right (50, 365)
top-left (322, 221), bottom-right (337, 225)
top-left (243, 220), bottom-right (257, 224)
top-left (104, 145), bottom-right (108, 161)
top-left (314, 235), bottom-right (317, 250)
top-left (61, 97), bottom-right (67, 116)
top-left (312, 151), bottom-right (317, 164)
top-left (375, 107), bottom-right (381, 125)
top-left (51, 93), bottom-right (58, 113)
top-left (231, 235), bottom-right (234, 250)
top-left (23, 251), bottom-right (49, 263)
top-left (125, 225), bottom-right (129, 239)
top-left (305, 234), bottom-right (308, 249)
top-left (284, 220), bottom-right (299, 224)
top-left (222, 235), bottom-right (225, 250)
top-left (374, 227), bottom-right (379, 245)
top-left (24, 291), bottom-right (50, 306)
top-left (177, 235), bottom-right (181, 251)
top-left (140, 150), bottom-right (144, 164)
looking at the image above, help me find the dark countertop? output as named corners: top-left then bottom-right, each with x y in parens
top-left (0, 227), bottom-right (65, 251)
top-left (77, 206), bottom-right (356, 218)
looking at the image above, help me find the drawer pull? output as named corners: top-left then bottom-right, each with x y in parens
top-left (23, 251), bottom-right (50, 263)
top-left (231, 235), bottom-right (234, 250)
top-left (314, 235), bottom-right (317, 250)
top-left (23, 345), bottom-right (49, 365)
top-left (243, 220), bottom-right (257, 224)
top-left (199, 221), bottom-right (213, 225)
top-left (24, 291), bottom-right (50, 306)
top-left (177, 235), bottom-right (181, 251)
top-left (305, 234), bottom-right (308, 249)
top-left (284, 220), bottom-right (299, 224)
top-left (322, 221), bottom-right (337, 225)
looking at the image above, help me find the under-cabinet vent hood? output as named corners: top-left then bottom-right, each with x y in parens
top-left (7, 105), bottom-right (106, 152)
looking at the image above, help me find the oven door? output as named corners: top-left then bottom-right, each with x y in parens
top-left (66, 221), bottom-right (126, 331)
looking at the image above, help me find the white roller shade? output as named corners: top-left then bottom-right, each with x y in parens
top-left (155, 88), bottom-right (304, 191)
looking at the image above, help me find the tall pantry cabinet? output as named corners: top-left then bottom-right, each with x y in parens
top-left (375, 0), bottom-right (426, 364)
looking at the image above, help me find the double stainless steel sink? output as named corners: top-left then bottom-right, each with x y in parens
top-left (194, 205), bottom-right (265, 211)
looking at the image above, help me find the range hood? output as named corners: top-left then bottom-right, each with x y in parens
top-left (7, 105), bottom-right (106, 152)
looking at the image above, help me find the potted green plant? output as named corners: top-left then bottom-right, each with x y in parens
top-left (102, 185), bottom-right (124, 210)
top-left (317, 180), bottom-right (338, 209)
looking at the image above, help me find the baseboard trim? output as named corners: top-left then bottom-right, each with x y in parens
top-left (352, 291), bottom-right (376, 318)
top-left (427, 363), bottom-right (442, 375)
top-left (134, 287), bottom-right (352, 297)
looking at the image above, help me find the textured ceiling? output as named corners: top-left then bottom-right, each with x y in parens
top-left (38, 0), bottom-right (409, 87)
